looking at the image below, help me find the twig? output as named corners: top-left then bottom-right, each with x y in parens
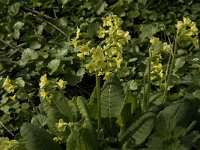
top-left (0, 39), bottom-right (18, 50)
top-left (21, 6), bottom-right (71, 42)
top-left (22, 6), bottom-right (55, 21)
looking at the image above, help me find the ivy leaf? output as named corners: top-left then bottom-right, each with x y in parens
top-left (19, 48), bottom-right (38, 66)
top-left (127, 10), bottom-right (140, 19)
top-left (64, 68), bottom-right (85, 86)
top-left (30, 41), bottom-right (42, 50)
top-left (173, 56), bottom-right (185, 74)
top-left (13, 21), bottom-right (24, 39)
top-left (8, 2), bottom-right (20, 16)
top-left (47, 59), bottom-right (60, 75)
top-left (140, 23), bottom-right (159, 39)
top-left (15, 77), bottom-right (25, 88)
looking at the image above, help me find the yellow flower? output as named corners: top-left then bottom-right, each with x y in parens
top-left (98, 26), bottom-right (106, 38)
top-left (113, 15), bottom-right (122, 26)
top-left (191, 25), bottom-right (198, 33)
top-left (150, 37), bottom-right (160, 45)
top-left (57, 79), bottom-right (66, 90)
top-left (55, 119), bottom-right (67, 132)
top-left (77, 53), bottom-right (85, 59)
top-left (124, 31), bottom-right (131, 42)
top-left (76, 27), bottom-right (81, 39)
top-left (40, 89), bottom-right (48, 100)
top-left (103, 16), bottom-right (113, 27)
top-left (71, 38), bottom-right (79, 48)
top-left (10, 94), bottom-right (17, 101)
top-left (175, 21), bottom-right (183, 30)
top-left (39, 74), bottom-right (48, 89)
top-left (183, 17), bottom-right (191, 25)
top-left (80, 45), bottom-right (90, 55)
top-left (104, 71), bottom-right (113, 80)
top-left (85, 63), bottom-right (96, 73)
top-left (91, 46), bottom-right (104, 60)
top-left (53, 136), bottom-right (62, 142)
top-left (162, 42), bottom-right (171, 53)
top-left (115, 57), bottom-right (122, 68)
top-left (2, 76), bottom-right (16, 93)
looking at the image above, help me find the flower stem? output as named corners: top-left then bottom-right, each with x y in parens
top-left (96, 74), bottom-right (101, 133)
top-left (162, 39), bottom-right (177, 103)
top-left (142, 51), bottom-right (151, 113)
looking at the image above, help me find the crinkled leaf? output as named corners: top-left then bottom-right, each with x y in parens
top-left (20, 123), bottom-right (62, 150)
top-left (119, 112), bottom-right (155, 145)
top-left (31, 114), bottom-right (47, 128)
top-left (101, 76), bottom-right (125, 118)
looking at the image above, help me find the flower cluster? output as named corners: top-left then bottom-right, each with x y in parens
top-left (39, 74), bottom-right (52, 103)
top-left (176, 17), bottom-right (199, 47)
top-left (72, 14), bottom-right (131, 79)
top-left (2, 76), bottom-right (16, 94)
top-left (149, 37), bottom-right (171, 80)
top-left (39, 74), bottom-right (67, 103)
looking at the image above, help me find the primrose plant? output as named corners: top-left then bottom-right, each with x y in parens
top-left (142, 17), bottom-right (199, 112)
top-left (72, 13), bottom-right (131, 132)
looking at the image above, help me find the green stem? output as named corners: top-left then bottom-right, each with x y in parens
top-left (142, 52), bottom-right (151, 113)
top-left (96, 74), bottom-right (101, 133)
top-left (23, 89), bottom-right (39, 114)
top-left (162, 39), bottom-right (177, 103)
top-left (0, 121), bottom-right (14, 136)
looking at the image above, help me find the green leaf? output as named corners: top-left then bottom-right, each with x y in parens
top-left (8, 2), bottom-right (20, 16)
top-left (127, 10), bottom-right (140, 19)
top-left (140, 23), bottom-right (159, 39)
top-left (87, 22), bottom-right (100, 36)
top-left (66, 126), bottom-right (98, 150)
top-left (77, 96), bottom-right (93, 128)
top-left (60, 0), bottom-right (69, 6)
top-left (15, 77), bottom-right (25, 88)
top-left (97, 1), bottom-right (108, 15)
top-left (47, 59), bottom-right (60, 74)
top-left (64, 68), bottom-right (85, 86)
top-left (117, 92), bottom-right (137, 128)
top-left (20, 123), bottom-right (62, 150)
top-left (13, 21), bottom-right (24, 39)
top-left (119, 112), bottom-right (155, 145)
top-left (19, 48), bottom-right (38, 66)
top-left (191, 3), bottom-right (200, 14)
top-left (173, 56), bottom-right (185, 74)
top-left (66, 130), bottom-right (81, 150)
top-left (30, 41), bottom-right (42, 50)
top-left (51, 92), bottom-right (78, 122)
top-left (21, 103), bottom-right (30, 110)
top-left (31, 114), bottom-right (47, 128)
top-left (156, 100), bottom-right (199, 134)
top-left (101, 76), bottom-right (125, 118)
